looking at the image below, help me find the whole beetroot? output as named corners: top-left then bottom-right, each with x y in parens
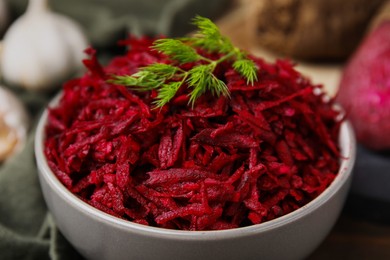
top-left (336, 21), bottom-right (390, 150)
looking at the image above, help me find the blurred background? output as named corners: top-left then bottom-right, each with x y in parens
top-left (0, 0), bottom-right (390, 259)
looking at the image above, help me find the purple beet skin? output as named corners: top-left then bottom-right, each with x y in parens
top-left (337, 21), bottom-right (390, 150)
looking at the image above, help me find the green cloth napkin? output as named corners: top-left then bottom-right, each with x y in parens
top-left (0, 1), bottom-right (229, 259)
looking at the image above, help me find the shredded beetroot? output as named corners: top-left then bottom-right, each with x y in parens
top-left (44, 37), bottom-right (342, 231)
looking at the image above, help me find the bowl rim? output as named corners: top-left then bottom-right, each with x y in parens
top-left (35, 99), bottom-right (356, 241)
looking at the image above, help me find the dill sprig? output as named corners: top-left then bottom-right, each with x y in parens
top-left (189, 15), bottom-right (234, 54)
top-left (233, 59), bottom-right (258, 85)
top-left (153, 39), bottom-right (200, 64)
top-left (110, 15), bottom-right (258, 108)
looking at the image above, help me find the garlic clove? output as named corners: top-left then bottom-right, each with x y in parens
top-left (0, 0), bottom-right (88, 91)
top-left (0, 87), bottom-right (29, 162)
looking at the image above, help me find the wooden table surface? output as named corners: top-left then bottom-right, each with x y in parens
top-left (218, 6), bottom-right (390, 259)
top-left (309, 194), bottom-right (390, 259)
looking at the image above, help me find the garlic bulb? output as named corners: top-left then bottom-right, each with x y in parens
top-left (0, 87), bottom-right (29, 161)
top-left (0, 0), bottom-right (88, 91)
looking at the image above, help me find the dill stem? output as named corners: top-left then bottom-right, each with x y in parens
top-left (216, 50), bottom-right (237, 64)
top-left (198, 50), bottom-right (238, 76)
top-left (199, 56), bottom-right (214, 63)
top-left (180, 71), bottom-right (189, 87)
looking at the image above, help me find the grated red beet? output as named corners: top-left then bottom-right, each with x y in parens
top-left (44, 37), bottom-right (342, 231)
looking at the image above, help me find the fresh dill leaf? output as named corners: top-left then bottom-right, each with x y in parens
top-left (186, 65), bottom-right (230, 107)
top-left (153, 82), bottom-right (182, 108)
top-left (191, 15), bottom-right (234, 54)
top-left (187, 65), bottom-right (211, 89)
top-left (210, 74), bottom-right (230, 98)
top-left (187, 65), bottom-right (211, 106)
top-left (192, 15), bottom-right (220, 40)
top-left (152, 39), bottom-right (200, 64)
top-left (188, 83), bottom-right (206, 108)
top-left (110, 64), bottom-right (179, 91)
top-left (109, 75), bottom-right (139, 86)
top-left (110, 72), bottom-right (164, 90)
top-left (233, 59), bottom-right (258, 85)
top-left (109, 15), bottom-right (259, 108)
top-left (142, 63), bottom-right (178, 79)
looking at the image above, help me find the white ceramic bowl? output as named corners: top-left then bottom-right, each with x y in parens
top-left (35, 103), bottom-right (356, 260)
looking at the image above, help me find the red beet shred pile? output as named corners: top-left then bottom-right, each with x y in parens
top-left (45, 37), bottom-right (342, 231)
